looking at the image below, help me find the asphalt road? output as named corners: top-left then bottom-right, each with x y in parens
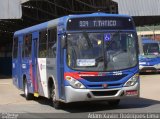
top-left (0, 74), bottom-right (160, 118)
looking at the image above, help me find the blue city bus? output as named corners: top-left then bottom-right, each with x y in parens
top-left (139, 37), bottom-right (160, 73)
top-left (12, 13), bottom-right (139, 109)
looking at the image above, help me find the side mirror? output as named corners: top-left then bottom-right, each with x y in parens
top-left (61, 35), bottom-right (66, 49)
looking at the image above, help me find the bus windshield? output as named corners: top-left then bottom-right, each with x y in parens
top-left (143, 43), bottom-right (160, 55)
top-left (67, 32), bottom-right (138, 71)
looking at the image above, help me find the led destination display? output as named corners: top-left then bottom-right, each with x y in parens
top-left (67, 17), bottom-right (134, 31)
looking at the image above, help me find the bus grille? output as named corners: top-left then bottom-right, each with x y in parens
top-left (91, 90), bottom-right (118, 96)
top-left (87, 83), bottom-right (122, 88)
top-left (81, 74), bottom-right (127, 82)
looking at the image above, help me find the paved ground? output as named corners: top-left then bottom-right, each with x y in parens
top-left (0, 74), bottom-right (160, 118)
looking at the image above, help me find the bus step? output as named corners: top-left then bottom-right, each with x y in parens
top-left (34, 92), bottom-right (39, 97)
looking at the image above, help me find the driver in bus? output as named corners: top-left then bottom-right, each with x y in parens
top-left (107, 41), bottom-right (118, 51)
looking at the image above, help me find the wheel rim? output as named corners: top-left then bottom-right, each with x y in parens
top-left (25, 82), bottom-right (28, 96)
top-left (51, 87), bottom-right (56, 102)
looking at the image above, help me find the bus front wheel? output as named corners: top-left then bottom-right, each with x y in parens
top-left (51, 84), bottom-right (62, 109)
top-left (108, 99), bottom-right (120, 107)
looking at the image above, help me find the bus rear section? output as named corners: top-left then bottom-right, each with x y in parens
top-left (12, 13), bottom-right (140, 109)
top-left (139, 37), bottom-right (160, 73)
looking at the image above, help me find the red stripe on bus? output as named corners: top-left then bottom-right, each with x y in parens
top-left (64, 72), bottom-right (99, 79)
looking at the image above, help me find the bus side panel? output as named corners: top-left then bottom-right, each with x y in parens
top-left (37, 58), bottom-right (57, 98)
top-left (46, 58), bottom-right (57, 98)
top-left (21, 34), bottom-right (34, 94)
top-left (12, 58), bottom-right (18, 87)
top-left (16, 36), bottom-right (23, 89)
top-left (12, 38), bottom-right (18, 88)
top-left (37, 58), bottom-right (48, 97)
top-left (31, 32), bottom-right (39, 94)
top-left (22, 58), bottom-right (34, 94)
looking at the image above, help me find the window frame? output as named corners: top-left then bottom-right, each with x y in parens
top-left (38, 29), bottom-right (48, 58)
top-left (12, 37), bottom-right (18, 59)
top-left (23, 34), bottom-right (32, 58)
top-left (47, 28), bottom-right (57, 58)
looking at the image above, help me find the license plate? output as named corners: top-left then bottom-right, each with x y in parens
top-left (146, 70), bottom-right (152, 72)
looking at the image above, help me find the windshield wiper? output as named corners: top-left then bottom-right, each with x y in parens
top-left (82, 31), bottom-right (93, 48)
top-left (96, 56), bottom-right (104, 62)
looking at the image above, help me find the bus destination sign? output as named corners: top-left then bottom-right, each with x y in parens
top-left (79, 20), bottom-right (117, 28)
top-left (67, 17), bottom-right (134, 31)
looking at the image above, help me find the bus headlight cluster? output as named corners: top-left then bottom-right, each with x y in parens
top-left (124, 74), bottom-right (139, 87)
top-left (66, 76), bottom-right (86, 89)
top-left (154, 63), bottom-right (160, 67)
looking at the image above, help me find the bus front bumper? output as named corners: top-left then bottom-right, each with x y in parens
top-left (64, 83), bottom-right (139, 103)
top-left (139, 64), bottom-right (160, 72)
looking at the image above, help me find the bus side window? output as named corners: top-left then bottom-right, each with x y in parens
top-left (48, 28), bottom-right (57, 58)
top-left (39, 31), bottom-right (47, 58)
top-left (13, 37), bottom-right (18, 59)
top-left (24, 34), bottom-right (32, 58)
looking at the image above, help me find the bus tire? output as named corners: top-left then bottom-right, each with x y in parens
top-left (108, 99), bottom-right (120, 107)
top-left (50, 84), bottom-right (62, 109)
top-left (24, 79), bottom-right (33, 100)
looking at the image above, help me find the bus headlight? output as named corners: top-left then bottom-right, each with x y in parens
top-left (66, 76), bottom-right (86, 89)
top-left (124, 74), bottom-right (139, 87)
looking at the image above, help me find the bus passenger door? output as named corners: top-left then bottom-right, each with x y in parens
top-left (57, 34), bottom-right (65, 100)
top-left (12, 37), bottom-right (18, 88)
top-left (31, 32), bottom-right (39, 96)
top-left (17, 36), bottom-right (23, 89)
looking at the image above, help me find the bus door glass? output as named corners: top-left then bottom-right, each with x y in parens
top-left (12, 37), bottom-right (18, 87)
top-left (32, 32), bottom-right (39, 93)
top-left (57, 34), bottom-right (65, 99)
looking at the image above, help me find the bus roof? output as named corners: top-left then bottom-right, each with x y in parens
top-left (142, 37), bottom-right (159, 43)
top-left (14, 12), bottom-right (133, 37)
top-left (14, 18), bottom-right (59, 37)
top-left (67, 12), bottom-right (132, 18)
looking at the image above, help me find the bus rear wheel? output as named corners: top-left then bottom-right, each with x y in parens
top-left (24, 79), bottom-right (33, 100)
top-left (108, 99), bottom-right (120, 107)
top-left (51, 84), bottom-right (62, 109)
